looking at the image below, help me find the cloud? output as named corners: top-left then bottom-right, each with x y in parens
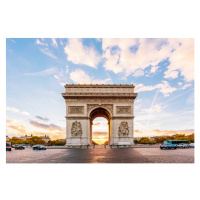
top-left (6, 119), bottom-right (65, 140)
top-left (178, 82), bottom-right (183, 86)
top-left (35, 39), bottom-right (48, 46)
top-left (143, 104), bottom-right (162, 113)
top-left (53, 66), bottom-right (69, 86)
top-left (70, 69), bottom-right (111, 84)
top-left (29, 120), bottom-right (64, 132)
top-left (164, 38), bottom-right (194, 82)
top-left (52, 38), bottom-right (58, 47)
top-left (6, 107), bottom-right (30, 116)
top-left (92, 131), bottom-right (108, 142)
top-left (24, 67), bottom-right (57, 76)
top-left (132, 69), bottom-right (144, 77)
top-left (64, 38), bottom-right (101, 68)
top-left (134, 130), bottom-right (143, 134)
top-left (36, 116), bottom-right (50, 121)
top-left (150, 66), bottom-right (159, 74)
top-left (150, 129), bottom-right (194, 136)
top-left (135, 80), bottom-right (177, 97)
top-left (93, 122), bottom-right (100, 126)
top-left (21, 111), bottom-right (30, 116)
top-left (40, 48), bottom-right (57, 59)
top-left (60, 39), bottom-right (64, 45)
top-left (181, 83), bottom-right (192, 90)
top-left (102, 38), bottom-right (194, 81)
top-left (9, 39), bottom-right (16, 43)
top-left (7, 119), bottom-right (28, 135)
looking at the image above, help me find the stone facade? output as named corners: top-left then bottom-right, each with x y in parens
top-left (62, 84), bottom-right (137, 146)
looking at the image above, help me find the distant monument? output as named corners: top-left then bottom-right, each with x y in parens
top-left (62, 84), bottom-right (138, 146)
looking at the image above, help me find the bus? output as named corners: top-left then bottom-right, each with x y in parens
top-left (163, 140), bottom-right (189, 146)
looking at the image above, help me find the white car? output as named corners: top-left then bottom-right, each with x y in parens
top-left (189, 143), bottom-right (195, 148)
top-left (177, 144), bottom-right (189, 148)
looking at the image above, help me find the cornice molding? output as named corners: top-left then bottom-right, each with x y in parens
top-left (64, 84), bottom-right (135, 88)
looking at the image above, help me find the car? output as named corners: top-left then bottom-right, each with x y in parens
top-left (160, 143), bottom-right (177, 149)
top-left (177, 143), bottom-right (189, 148)
top-left (6, 142), bottom-right (12, 151)
top-left (189, 143), bottom-right (195, 148)
top-left (182, 144), bottom-right (190, 148)
top-left (176, 144), bottom-right (184, 148)
top-left (15, 145), bottom-right (25, 150)
top-left (33, 145), bottom-right (46, 150)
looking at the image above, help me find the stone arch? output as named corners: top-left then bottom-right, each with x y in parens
top-left (62, 84), bottom-right (138, 146)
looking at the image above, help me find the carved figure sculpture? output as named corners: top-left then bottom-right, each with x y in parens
top-left (71, 121), bottom-right (82, 136)
top-left (118, 121), bottom-right (129, 136)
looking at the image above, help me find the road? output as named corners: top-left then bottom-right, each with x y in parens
top-left (6, 147), bottom-right (194, 163)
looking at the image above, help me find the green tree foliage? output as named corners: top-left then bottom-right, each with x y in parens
top-left (134, 139), bottom-right (139, 144)
top-left (8, 136), bottom-right (46, 145)
top-left (47, 140), bottom-right (66, 146)
top-left (134, 134), bottom-right (194, 144)
top-left (139, 137), bottom-right (150, 144)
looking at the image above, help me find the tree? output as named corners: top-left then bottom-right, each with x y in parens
top-left (134, 139), bottom-right (139, 144)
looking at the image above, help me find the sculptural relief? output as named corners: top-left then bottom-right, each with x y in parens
top-left (87, 104), bottom-right (113, 115)
top-left (71, 121), bottom-right (82, 136)
top-left (116, 106), bottom-right (131, 114)
top-left (68, 106), bottom-right (84, 114)
top-left (118, 121), bottom-right (129, 136)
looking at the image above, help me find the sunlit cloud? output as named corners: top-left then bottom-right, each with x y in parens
top-left (39, 48), bottom-right (57, 59)
top-left (7, 106), bottom-right (30, 116)
top-left (24, 67), bottom-right (57, 76)
top-left (52, 38), bottom-right (58, 48)
top-left (29, 120), bottom-right (64, 132)
top-left (36, 116), bottom-right (50, 121)
top-left (70, 69), bottom-right (111, 84)
top-left (135, 81), bottom-right (177, 97)
top-left (64, 38), bottom-right (101, 68)
top-left (6, 119), bottom-right (65, 140)
top-left (142, 104), bottom-right (162, 113)
top-left (150, 129), bottom-right (194, 136)
top-left (102, 38), bottom-right (194, 82)
top-left (35, 39), bottom-right (48, 46)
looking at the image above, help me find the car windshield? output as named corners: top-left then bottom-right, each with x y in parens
top-left (6, 143), bottom-right (11, 146)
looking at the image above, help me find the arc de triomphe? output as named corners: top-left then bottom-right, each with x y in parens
top-left (62, 84), bottom-right (138, 146)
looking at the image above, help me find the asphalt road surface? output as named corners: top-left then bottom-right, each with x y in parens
top-left (6, 147), bottom-right (194, 163)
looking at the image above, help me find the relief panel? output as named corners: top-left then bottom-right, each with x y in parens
top-left (116, 106), bottom-right (131, 114)
top-left (68, 106), bottom-right (84, 114)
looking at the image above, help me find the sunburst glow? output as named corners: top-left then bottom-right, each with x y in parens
top-left (92, 117), bottom-right (108, 145)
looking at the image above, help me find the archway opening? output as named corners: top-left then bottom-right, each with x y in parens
top-left (89, 107), bottom-right (111, 145)
top-left (92, 117), bottom-right (108, 145)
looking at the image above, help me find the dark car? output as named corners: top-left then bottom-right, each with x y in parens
top-left (15, 145), bottom-right (25, 150)
top-left (160, 143), bottom-right (176, 150)
top-left (6, 142), bottom-right (12, 151)
top-left (33, 145), bottom-right (46, 150)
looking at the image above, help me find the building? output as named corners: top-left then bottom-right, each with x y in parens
top-left (6, 136), bottom-right (10, 141)
top-left (19, 135), bottom-right (32, 140)
top-left (40, 136), bottom-right (50, 144)
top-left (62, 84), bottom-right (138, 146)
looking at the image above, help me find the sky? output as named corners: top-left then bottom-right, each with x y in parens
top-left (6, 38), bottom-right (194, 142)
